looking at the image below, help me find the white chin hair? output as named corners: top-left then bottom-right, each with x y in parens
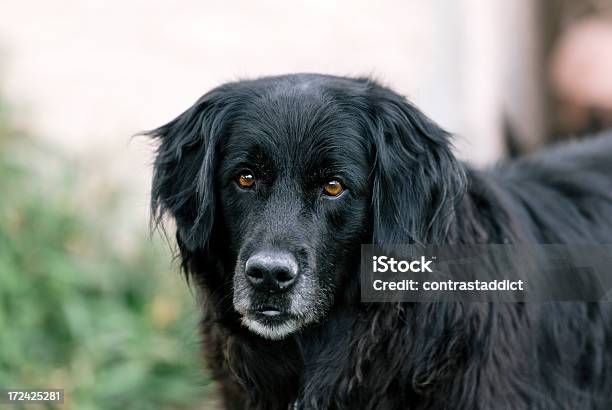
top-left (241, 317), bottom-right (300, 340)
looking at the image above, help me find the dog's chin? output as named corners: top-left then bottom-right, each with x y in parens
top-left (233, 276), bottom-right (332, 340)
top-left (240, 314), bottom-right (302, 340)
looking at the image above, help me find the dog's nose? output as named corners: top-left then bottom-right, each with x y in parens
top-left (245, 250), bottom-right (299, 292)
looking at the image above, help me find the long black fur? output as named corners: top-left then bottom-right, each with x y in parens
top-left (147, 74), bottom-right (612, 409)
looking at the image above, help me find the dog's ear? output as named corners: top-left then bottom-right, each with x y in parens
top-left (146, 88), bottom-right (235, 253)
top-left (366, 84), bottom-right (466, 245)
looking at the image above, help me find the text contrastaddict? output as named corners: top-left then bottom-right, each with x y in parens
top-left (373, 278), bottom-right (525, 291)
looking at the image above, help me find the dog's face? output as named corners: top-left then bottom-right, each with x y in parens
top-left (149, 74), bottom-right (463, 340)
top-left (219, 97), bottom-right (371, 339)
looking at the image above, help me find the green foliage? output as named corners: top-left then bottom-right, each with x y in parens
top-left (0, 112), bottom-right (214, 408)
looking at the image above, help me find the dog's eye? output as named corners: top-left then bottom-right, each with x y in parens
top-left (322, 179), bottom-right (344, 197)
top-left (237, 172), bottom-right (256, 189)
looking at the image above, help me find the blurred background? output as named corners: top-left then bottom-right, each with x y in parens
top-left (1, 1), bottom-right (612, 408)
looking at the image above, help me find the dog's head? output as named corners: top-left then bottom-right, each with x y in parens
top-left (149, 74), bottom-right (464, 340)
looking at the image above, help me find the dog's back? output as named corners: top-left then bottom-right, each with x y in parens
top-left (490, 133), bottom-right (612, 243)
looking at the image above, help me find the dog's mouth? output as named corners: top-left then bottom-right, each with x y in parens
top-left (255, 307), bottom-right (284, 317)
top-left (240, 306), bottom-right (303, 340)
top-left (246, 306), bottom-right (293, 323)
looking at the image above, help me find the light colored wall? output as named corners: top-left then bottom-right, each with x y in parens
top-left (0, 1), bottom-right (541, 228)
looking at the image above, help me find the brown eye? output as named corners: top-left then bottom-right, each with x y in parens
top-left (237, 172), bottom-right (256, 189)
top-left (323, 179), bottom-right (344, 197)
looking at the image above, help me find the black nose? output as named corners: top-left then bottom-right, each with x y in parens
top-left (245, 250), bottom-right (299, 292)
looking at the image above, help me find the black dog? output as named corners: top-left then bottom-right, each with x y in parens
top-left (147, 74), bottom-right (612, 409)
